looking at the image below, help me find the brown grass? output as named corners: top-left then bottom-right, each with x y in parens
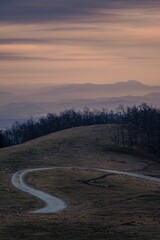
top-left (0, 124), bottom-right (160, 239)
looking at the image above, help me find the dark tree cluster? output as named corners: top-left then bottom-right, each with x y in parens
top-left (112, 104), bottom-right (160, 160)
top-left (1, 104), bottom-right (160, 160)
top-left (1, 108), bottom-right (114, 147)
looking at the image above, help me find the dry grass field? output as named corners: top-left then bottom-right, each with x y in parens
top-left (0, 125), bottom-right (160, 239)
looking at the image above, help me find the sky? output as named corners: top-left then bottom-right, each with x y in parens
top-left (0, 0), bottom-right (160, 85)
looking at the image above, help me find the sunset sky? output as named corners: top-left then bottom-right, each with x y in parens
top-left (0, 0), bottom-right (160, 85)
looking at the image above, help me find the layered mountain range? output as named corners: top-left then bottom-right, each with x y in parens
top-left (0, 80), bottom-right (160, 128)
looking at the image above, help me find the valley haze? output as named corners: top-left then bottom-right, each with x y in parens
top-left (0, 80), bottom-right (160, 128)
top-left (0, 80), bottom-right (160, 129)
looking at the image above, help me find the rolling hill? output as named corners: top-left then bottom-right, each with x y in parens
top-left (0, 124), bottom-right (160, 240)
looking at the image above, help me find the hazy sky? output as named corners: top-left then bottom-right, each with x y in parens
top-left (0, 0), bottom-right (160, 85)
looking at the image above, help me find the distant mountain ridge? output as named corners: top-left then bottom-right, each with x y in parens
top-left (0, 80), bottom-right (160, 128)
top-left (1, 80), bottom-right (160, 101)
top-left (0, 91), bottom-right (160, 119)
top-left (30, 80), bottom-right (160, 101)
top-left (0, 91), bottom-right (20, 107)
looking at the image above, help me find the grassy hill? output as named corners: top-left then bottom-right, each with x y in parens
top-left (0, 124), bottom-right (150, 171)
top-left (0, 125), bottom-right (160, 240)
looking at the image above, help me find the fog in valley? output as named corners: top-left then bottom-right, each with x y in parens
top-left (0, 80), bottom-right (160, 129)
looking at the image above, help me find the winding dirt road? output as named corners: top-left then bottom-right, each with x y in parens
top-left (11, 167), bottom-right (160, 214)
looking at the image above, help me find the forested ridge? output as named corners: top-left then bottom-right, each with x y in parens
top-left (0, 104), bottom-right (160, 160)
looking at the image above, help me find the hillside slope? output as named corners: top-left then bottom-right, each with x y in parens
top-left (0, 124), bottom-right (155, 172)
top-left (1, 125), bottom-right (160, 240)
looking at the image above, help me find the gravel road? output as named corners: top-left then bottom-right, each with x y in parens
top-left (11, 167), bottom-right (160, 214)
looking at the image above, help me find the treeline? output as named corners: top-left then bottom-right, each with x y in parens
top-left (111, 104), bottom-right (160, 159)
top-left (0, 108), bottom-right (115, 147)
top-left (0, 104), bottom-right (160, 160)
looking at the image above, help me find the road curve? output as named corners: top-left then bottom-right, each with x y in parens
top-left (11, 168), bottom-right (66, 213)
top-left (11, 167), bottom-right (160, 214)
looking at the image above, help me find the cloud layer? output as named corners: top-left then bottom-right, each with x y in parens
top-left (0, 0), bottom-right (160, 85)
top-left (0, 0), bottom-right (160, 23)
